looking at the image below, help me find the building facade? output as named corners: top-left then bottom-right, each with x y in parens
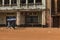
top-left (0, 0), bottom-right (50, 27)
top-left (51, 0), bottom-right (60, 27)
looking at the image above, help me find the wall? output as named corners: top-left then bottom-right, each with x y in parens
top-left (0, 13), bottom-right (16, 25)
top-left (0, 13), bottom-right (6, 24)
top-left (46, 0), bottom-right (51, 27)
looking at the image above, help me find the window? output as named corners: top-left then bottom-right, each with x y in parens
top-left (0, 0), bottom-right (2, 6)
top-left (28, 0), bottom-right (34, 3)
top-left (20, 0), bottom-right (26, 4)
top-left (20, 0), bottom-right (26, 6)
top-left (11, 0), bottom-right (17, 6)
top-left (32, 16), bottom-right (38, 23)
top-left (4, 0), bottom-right (9, 6)
top-left (28, 0), bottom-right (34, 5)
top-left (51, 0), bottom-right (55, 15)
top-left (25, 16), bottom-right (38, 24)
top-left (36, 0), bottom-right (42, 5)
top-left (57, 0), bottom-right (60, 12)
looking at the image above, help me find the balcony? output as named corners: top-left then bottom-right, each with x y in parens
top-left (0, 0), bottom-right (46, 10)
top-left (20, 3), bottom-right (44, 9)
top-left (35, 3), bottom-right (42, 5)
top-left (20, 3), bottom-right (26, 6)
top-left (11, 4), bottom-right (17, 6)
top-left (4, 4), bottom-right (9, 6)
top-left (20, 3), bottom-right (42, 6)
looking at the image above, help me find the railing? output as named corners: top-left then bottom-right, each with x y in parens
top-left (11, 4), bottom-right (17, 6)
top-left (28, 3), bottom-right (34, 6)
top-left (4, 4), bottom-right (9, 6)
top-left (20, 3), bottom-right (26, 6)
top-left (20, 3), bottom-right (42, 8)
top-left (35, 3), bottom-right (42, 5)
top-left (0, 3), bottom-right (42, 7)
top-left (20, 3), bottom-right (42, 6)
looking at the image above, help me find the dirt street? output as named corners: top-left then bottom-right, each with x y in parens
top-left (0, 27), bottom-right (60, 40)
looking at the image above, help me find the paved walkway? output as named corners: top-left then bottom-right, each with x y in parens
top-left (0, 27), bottom-right (60, 40)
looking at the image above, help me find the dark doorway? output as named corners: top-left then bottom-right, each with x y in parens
top-left (25, 16), bottom-right (38, 24)
top-left (53, 16), bottom-right (59, 27)
top-left (6, 16), bottom-right (16, 27)
top-left (25, 16), bottom-right (39, 27)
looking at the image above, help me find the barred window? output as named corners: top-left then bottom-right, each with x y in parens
top-left (28, 0), bottom-right (34, 3)
top-left (36, 0), bottom-right (42, 3)
top-left (20, 0), bottom-right (26, 6)
top-left (25, 16), bottom-right (38, 24)
top-left (20, 0), bottom-right (26, 4)
top-left (36, 0), bottom-right (42, 5)
top-left (11, 0), bottom-right (17, 6)
top-left (4, 0), bottom-right (9, 6)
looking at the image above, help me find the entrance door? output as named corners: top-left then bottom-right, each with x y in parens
top-left (53, 16), bottom-right (59, 27)
top-left (6, 16), bottom-right (16, 26)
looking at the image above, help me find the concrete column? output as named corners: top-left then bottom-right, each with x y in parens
top-left (2, 0), bottom-right (4, 6)
top-left (9, 0), bottom-right (11, 6)
top-left (42, 11), bottom-right (46, 27)
top-left (42, 0), bottom-right (46, 7)
top-left (17, 0), bottom-right (20, 7)
top-left (16, 12), bottom-right (20, 26)
top-left (34, 0), bottom-right (36, 8)
top-left (19, 0), bottom-right (21, 6)
top-left (26, 0), bottom-right (28, 8)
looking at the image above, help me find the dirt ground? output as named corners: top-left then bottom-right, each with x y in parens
top-left (0, 27), bottom-right (60, 40)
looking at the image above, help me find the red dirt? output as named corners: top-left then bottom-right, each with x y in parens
top-left (0, 27), bottom-right (60, 40)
